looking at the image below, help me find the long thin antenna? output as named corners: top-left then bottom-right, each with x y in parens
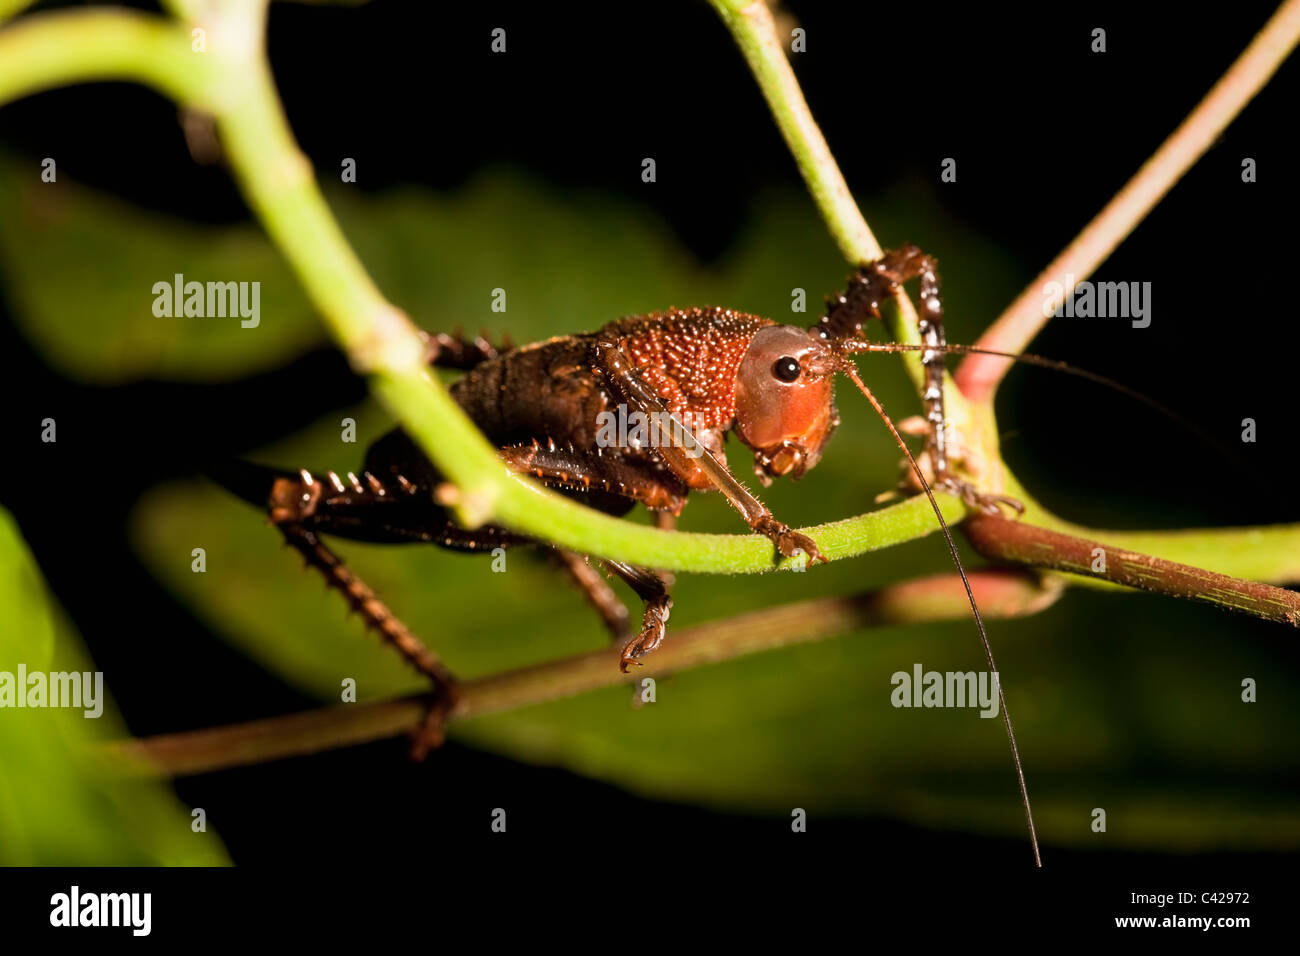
top-left (838, 358), bottom-right (1042, 867)
top-left (842, 340), bottom-right (1241, 465)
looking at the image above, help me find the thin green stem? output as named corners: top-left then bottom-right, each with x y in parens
top-left (707, 0), bottom-right (883, 268)
top-left (980, 469), bottom-right (1300, 588)
top-left (0, 0), bottom-right (38, 24)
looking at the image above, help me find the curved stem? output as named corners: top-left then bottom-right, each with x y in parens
top-left (0, 9), bottom-right (218, 108)
top-left (100, 569), bottom-right (1063, 778)
top-left (956, 0), bottom-right (1300, 402)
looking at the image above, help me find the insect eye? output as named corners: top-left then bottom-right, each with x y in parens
top-left (772, 356), bottom-right (801, 382)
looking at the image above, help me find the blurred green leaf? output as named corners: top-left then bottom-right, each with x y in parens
top-left (110, 171), bottom-right (1300, 850)
top-left (0, 507), bottom-right (228, 865)
top-left (0, 151), bottom-right (322, 383)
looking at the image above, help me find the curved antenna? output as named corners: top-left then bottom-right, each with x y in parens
top-left (839, 340), bottom-right (1242, 464)
top-left (836, 356), bottom-right (1043, 868)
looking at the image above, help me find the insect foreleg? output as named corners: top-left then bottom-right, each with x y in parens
top-left (822, 245), bottom-right (1022, 515)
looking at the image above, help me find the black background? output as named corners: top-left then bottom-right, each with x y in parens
top-left (0, 0), bottom-right (1297, 930)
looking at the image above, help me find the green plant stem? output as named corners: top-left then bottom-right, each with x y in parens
top-left (707, 0), bottom-right (882, 267)
top-left (0, 1), bottom-right (38, 24)
top-left (100, 569), bottom-right (1063, 778)
top-left (0, 10), bottom-right (217, 107)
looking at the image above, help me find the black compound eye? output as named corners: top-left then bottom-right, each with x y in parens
top-left (772, 356), bottom-right (801, 382)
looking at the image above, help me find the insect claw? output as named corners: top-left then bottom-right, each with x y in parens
top-left (938, 475), bottom-right (1026, 518)
top-left (408, 690), bottom-right (457, 762)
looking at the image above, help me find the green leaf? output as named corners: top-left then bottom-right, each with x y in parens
top-left (0, 507), bottom-right (229, 865)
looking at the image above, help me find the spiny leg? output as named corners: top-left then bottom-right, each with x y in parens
top-left (551, 549), bottom-right (679, 665)
top-left (500, 440), bottom-right (688, 514)
top-left (273, 440), bottom-right (691, 676)
top-left (603, 561), bottom-right (673, 672)
top-left (500, 443), bottom-right (684, 665)
top-left (267, 473), bottom-right (459, 759)
top-left (818, 245), bottom-right (1022, 515)
top-left (590, 331), bottom-right (824, 564)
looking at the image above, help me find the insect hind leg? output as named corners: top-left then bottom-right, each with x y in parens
top-left (267, 472), bottom-right (460, 759)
